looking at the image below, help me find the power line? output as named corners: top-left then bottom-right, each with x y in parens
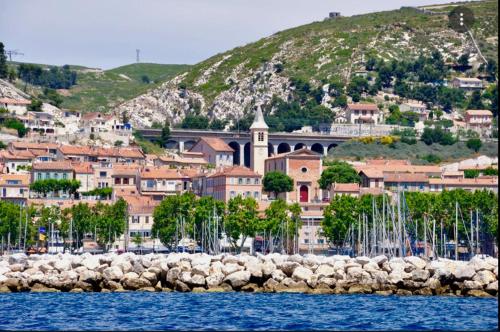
top-left (5, 49), bottom-right (24, 62)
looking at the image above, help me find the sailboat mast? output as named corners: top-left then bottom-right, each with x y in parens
top-left (455, 201), bottom-right (458, 261)
top-left (475, 209), bottom-right (479, 255)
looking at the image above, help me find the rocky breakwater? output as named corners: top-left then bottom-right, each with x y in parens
top-left (0, 253), bottom-right (498, 297)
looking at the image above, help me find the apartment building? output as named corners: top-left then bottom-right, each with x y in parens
top-left (192, 166), bottom-right (261, 202)
top-left (0, 173), bottom-right (30, 202)
top-left (264, 148), bottom-right (323, 203)
top-left (139, 167), bottom-right (192, 200)
top-left (188, 137), bottom-right (234, 167)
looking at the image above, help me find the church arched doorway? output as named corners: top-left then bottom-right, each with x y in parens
top-left (299, 185), bottom-right (309, 203)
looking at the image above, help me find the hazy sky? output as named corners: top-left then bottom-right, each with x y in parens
top-left (1, 0), bottom-right (458, 69)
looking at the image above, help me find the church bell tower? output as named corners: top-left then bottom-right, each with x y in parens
top-left (250, 105), bottom-right (269, 176)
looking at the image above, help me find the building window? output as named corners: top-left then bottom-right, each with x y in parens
top-left (123, 178), bottom-right (129, 185)
top-left (145, 216), bottom-right (149, 224)
top-left (246, 178), bottom-right (251, 184)
top-left (304, 239), bottom-right (309, 244)
top-left (254, 178), bottom-right (259, 185)
top-left (54, 173), bottom-right (59, 179)
top-left (238, 178), bottom-right (243, 185)
top-left (301, 167), bottom-right (307, 173)
top-left (99, 171), bottom-right (107, 178)
top-left (230, 191), bottom-right (236, 198)
top-left (37, 173), bottom-right (42, 180)
top-left (254, 192), bottom-right (259, 199)
top-left (258, 132), bottom-right (264, 141)
top-left (147, 180), bottom-right (154, 188)
top-left (115, 178), bottom-right (121, 185)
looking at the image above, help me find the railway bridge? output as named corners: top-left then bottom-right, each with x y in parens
top-left (137, 128), bottom-right (352, 167)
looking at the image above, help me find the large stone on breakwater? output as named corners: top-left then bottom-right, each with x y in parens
top-left (224, 270), bottom-right (250, 288)
top-left (0, 253), bottom-right (497, 297)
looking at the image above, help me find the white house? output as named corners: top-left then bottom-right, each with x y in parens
top-left (0, 98), bottom-right (30, 115)
top-left (346, 103), bottom-right (380, 124)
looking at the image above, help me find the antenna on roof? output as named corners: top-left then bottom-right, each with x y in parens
top-left (136, 49), bottom-right (140, 63)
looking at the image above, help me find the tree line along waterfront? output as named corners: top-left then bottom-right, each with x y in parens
top-left (0, 188), bottom-right (497, 257)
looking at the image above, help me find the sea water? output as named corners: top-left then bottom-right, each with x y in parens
top-left (0, 292), bottom-right (497, 330)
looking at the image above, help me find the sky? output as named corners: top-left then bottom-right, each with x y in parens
top-left (0, 0), bottom-right (460, 69)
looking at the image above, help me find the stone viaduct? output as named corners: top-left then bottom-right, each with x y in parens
top-left (137, 128), bottom-right (351, 167)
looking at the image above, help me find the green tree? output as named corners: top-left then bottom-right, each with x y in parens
top-left (4, 118), bottom-right (27, 138)
top-left (319, 161), bottom-right (360, 190)
top-left (209, 119), bottom-right (228, 130)
top-left (181, 114), bottom-right (210, 129)
top-left (193, 196), bottom-right (225, 246)
top-left (42, 88), bottom-right (63, 108)
top-left (483, 167), bottom-right (498, 176)
top-left (262, 171), bottom-right (293, 199)
top-left (141, 75), bottom-right (150, 84)
top-left (464, 169), bottom-right (480, 178)
top-left (467, 91), bottom-right (485, 110)
top-left (95, 198), bottom-right (127, 247)
top-left (261, 199), bottom-right (303, 253)
top-left (322, 195), bottom-right (359, 246)
top-left (224, 195), bottom-right (259, 253)
top-left (0, 42), bottom-right (7, 79)
top-left (152, 192), bottom-right (196, 247)
top-left (0, 201), bottom-right (32, 247)
top-left (159, 120), bottom-right (171, 148)
top-left (458, 53), bottom-right (469, 67)
top-left (28, 99), bottom-right (43, 112)
top-left (466, 138), bottom-right (482, 152)
top-left (132, 233), bottom-right (143, 247)
top-left (365, 57), bottom-right (377, 71)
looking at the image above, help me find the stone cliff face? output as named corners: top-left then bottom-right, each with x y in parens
top-left (0, 79), bottom-right (31, 100)
top-left (114, 2), bottom-right (498, 129)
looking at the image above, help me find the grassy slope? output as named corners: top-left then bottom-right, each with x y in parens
top-left (61, 63), bottom-right (190, 112)
top-left (9, 62), bottom-right (190, 112)
top-left (329, 140), bottom-right (498, 164)
top-left (177, 0), bottom-right (497, 104)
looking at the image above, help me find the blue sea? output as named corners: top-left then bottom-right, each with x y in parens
top-left (0, 292), bottom-right (497, 331)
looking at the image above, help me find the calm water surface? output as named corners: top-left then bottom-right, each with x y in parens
top-left (0, 292), bottom-right (497, 331)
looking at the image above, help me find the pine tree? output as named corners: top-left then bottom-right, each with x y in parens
top-left (0, 42), bottom-right (8, 79)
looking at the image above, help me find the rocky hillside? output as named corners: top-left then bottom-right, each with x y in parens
top-left (116, 1), bottom-right (498, 129)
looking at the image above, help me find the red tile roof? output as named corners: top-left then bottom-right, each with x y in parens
top-left (59, 145), bottom-right (144, 159)
top-left (140, 167), bottom-right (186, 179)
top-left (208, 165), bottom-right (261, 178)
top-left (81, 112), bottom-right (115, 121)
top-left (72, 162), bottom-right (93, 174)
top-left (32, 161), bottom-right (74, 171)
top-left (0, 98), bottom-right (31, 105)
top-left (384, 173), bottom-right (429, 183)
top-left (0, 150), bottom-right (35, 160)
top-left (195, 137), bottom-right (233, 152)
top-left (0, 174), bottom-right (30, 186)
top-left (347, 103), bottom-right (379, 112)
top-left (333, 183), bottom-right (360, 192)
top-left (465, 110), bottom-right (493, 117)
top-left (429, 177), bottom-right (498, 186)
top-left (10, 141), bottom-right (59, 150)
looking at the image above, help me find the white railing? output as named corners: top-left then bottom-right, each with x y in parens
top-left (328, 124), bottom-right (399, 137)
